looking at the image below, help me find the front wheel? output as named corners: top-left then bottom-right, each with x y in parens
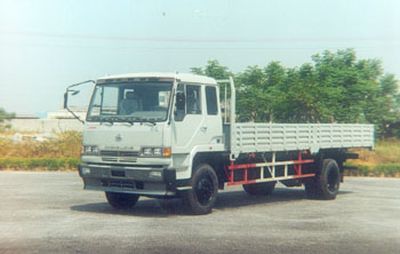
top-left (182, 164), bottom-right (218, 215)
top-left (105, 192), bottom-right (139, 209)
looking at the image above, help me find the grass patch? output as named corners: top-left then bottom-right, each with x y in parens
top-left (0, 131), bottom-right (81, 171)
top-left (0, 157), bottom-right (80, 171)
top-left (345, 139), bottom-right (400, 177)
top-left (344, 162), bottom-right (400, 177)
top-left (0, 131), bottom-right (81, 158)
top-left (1, 130), bottom-right (400, 176)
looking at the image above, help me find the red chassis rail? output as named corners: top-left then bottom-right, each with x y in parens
top-left (226, 151), bottom-right (315, 186)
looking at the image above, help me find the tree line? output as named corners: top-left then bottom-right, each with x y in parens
top-left (191, 49), bottom-right (400, 138)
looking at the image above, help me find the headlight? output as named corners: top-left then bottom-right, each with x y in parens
top-left (142, 147), bottom-right (153, 156)
top-left (140, 147), bottom-right (171, 157)
top-left (153, 148), bottom-right (162, 156)
top-left (82, 145), bottom-right (99, 155)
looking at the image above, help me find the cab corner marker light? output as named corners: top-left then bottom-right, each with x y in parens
top-left (163, 147), bottom-right (172, 158)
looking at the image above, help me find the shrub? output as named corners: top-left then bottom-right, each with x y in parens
top-left (0, 131), bottom-right (81, 171)
top-left (344, 162), bottom-right (400, 177)
top-left (0, 157), bottom-right (80, 171)
top-left (0, 131), bottom-right (82, 158)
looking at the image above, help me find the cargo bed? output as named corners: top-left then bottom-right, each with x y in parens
top-left (225, 123), bottom-right (374, 157)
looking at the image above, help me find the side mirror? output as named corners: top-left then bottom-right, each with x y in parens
top-left (63, 92), bottom-right (68, 109)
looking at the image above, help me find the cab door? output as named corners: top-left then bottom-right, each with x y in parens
top-left (172, 83), bottom-right (223, 153)
top-left (172, 84), bottom-right (204, 152)
top-left (202, 85), bottom-right (223, 146)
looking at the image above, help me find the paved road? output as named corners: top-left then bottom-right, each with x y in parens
top-left (0, 172), bottom-right (399, 254)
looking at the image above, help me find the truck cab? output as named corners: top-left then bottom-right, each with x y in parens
top-left (70, 73), bottom-right (226, 209)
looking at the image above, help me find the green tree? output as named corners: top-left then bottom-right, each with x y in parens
top-left (364, 74), bottom-right (400, 137)
top-left (311, 49), bottom-right (365, 122)
top-left (235, 62), bottom-right (286, 122)
top-left (191, 49), bottom-right (399, 138)
top-left (0, 108), bottom-right (15, 131)
top-left (0, 108), bottom-right (14, 123)
top-left (190, 60), bottom-right (232, 80)
top-left (235, 65), bottom-right (268, 121)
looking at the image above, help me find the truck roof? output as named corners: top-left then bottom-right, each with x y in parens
top-left (97, 72), bottom-right (217, 85)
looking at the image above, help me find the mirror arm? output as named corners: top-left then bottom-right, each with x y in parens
top-left (66, 105), bottom-right (85, 124)
top-left (66, 80), bottom-right (95, 90)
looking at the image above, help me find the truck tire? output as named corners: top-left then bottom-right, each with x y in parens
top-left (105, 192), bottom-right (139, 209)
top-left (182, 164), bottom-right (218, 215)
top-left (243, 182), bottom-right (276, 196)
top-left (304, 159), bottom-right (340, 200)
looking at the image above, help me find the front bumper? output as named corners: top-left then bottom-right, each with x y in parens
top-left (78, 163), bottom-right (177, 197)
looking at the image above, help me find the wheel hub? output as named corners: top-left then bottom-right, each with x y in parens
top-left (195, 176), bottom-right (214, 205)
top-left (327, 168), bottom-right (339, 192)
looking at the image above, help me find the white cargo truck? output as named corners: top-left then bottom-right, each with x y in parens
top-left (64, 73), bottom-right (374, 214)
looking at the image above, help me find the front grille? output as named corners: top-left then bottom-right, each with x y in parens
top-left (102, 157), bottom-right (138, 163)
top-left (102, 157), bottom-right (118, 162)
top-left (119, 158), bottom-right (138, 163)
top-left (100, 150), bottom-right (139, 163)
top-left (100, 150), bottom-right (140, 157)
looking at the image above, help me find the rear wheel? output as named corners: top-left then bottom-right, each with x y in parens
top-left (105, 192), bottom-right (139, 209)
top-left (182, 164), bottom-right (218, 215)
top-left (243, 182), bottom-right (276, 196)
top-left (305, 159), bottom-right (340, 200)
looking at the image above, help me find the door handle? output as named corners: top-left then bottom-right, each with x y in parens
top-left (200, 126), bottom-right (208, 132)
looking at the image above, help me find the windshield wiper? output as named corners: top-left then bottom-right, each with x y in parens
top-left (97, 116), bottom-right (156, 126)
top-left (99, 117), bottom-right (114, 125)
top-left (124, 117), bottom-right (156, 126)
top-left (108, 116), bottom-right (133, 125)
top-left (120, 120), bottom-right (134, 126)
top-left (141, 120), bottom-right (156, 126)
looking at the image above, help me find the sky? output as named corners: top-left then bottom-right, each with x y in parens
top-left (0, 0), bottom-right (399, 116)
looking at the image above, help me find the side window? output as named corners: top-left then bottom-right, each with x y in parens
top-left (174, 84), bottom-right (185, 121)
top-left (186, 85), bottom-right (201, 114)
top-left (205, 86), bottom-right (218, 115)
top-left (88, 86), bottom-right (102, 117)
top-left (101, 86), bottom-right (119, 115)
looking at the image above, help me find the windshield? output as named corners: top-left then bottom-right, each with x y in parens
top-left (87, 81), bottom-right (173, 123)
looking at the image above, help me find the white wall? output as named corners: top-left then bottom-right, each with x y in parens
top-left (8, 119), bottom-right (83, 133)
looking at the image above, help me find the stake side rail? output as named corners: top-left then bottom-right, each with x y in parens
top-left (225, 151), bottom-right (315, 186)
